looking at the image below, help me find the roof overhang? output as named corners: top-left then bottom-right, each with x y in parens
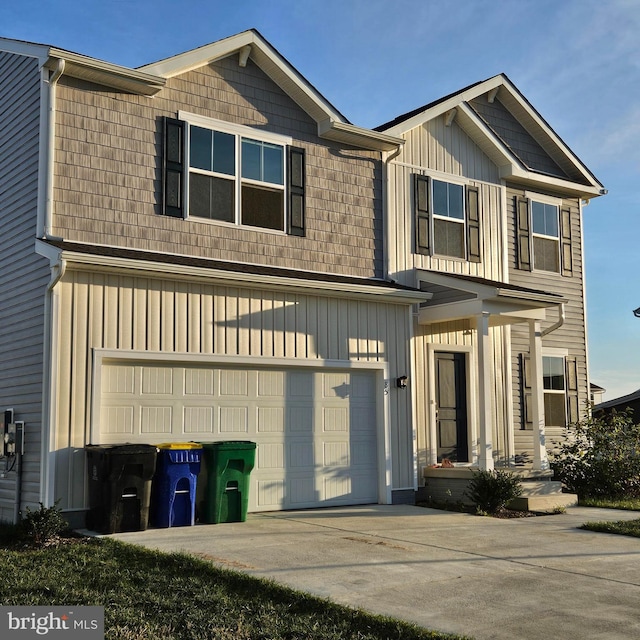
top-left (380, 74), bottom-right (604, 199)
top-left (416, 270), bottom-right (565, 327)
top-left (45, 49), bottom-right (166, 96)
top-left (36, 240), bottom-right (430, 305)
top-left (140, 30), bottom-right (400, 152)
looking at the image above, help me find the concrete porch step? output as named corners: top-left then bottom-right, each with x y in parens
top-left (508, 493), bottom-right (578, 512)
top-left (518, 480), bottom-right (565, 496)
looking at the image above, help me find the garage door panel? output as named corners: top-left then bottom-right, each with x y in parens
top-left (99, 363), bottom-right (379, 511)
top-left (219, 406), bottom-right (249, 433)
top-left (288, 405), bottom-right (313, 432)
top-left (257, 370), bottom-right (284, 397)
top-left (257, 406), bottom-right (284, 432)
top-left (183, 406), bottom-right (214, 433)
top-left (142, 367), bottom-right (174, 395)
top-left (219, 370), bottom-right (249, 396)
top-left (184, 369), bottom-right (214, 395)
top-left (140, 406), bottom-right (173, 433)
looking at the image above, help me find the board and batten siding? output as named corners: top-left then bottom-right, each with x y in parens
top-left (387, 115), bottom-right (505, 286)
top-left (52, 267), bottom-right (413, 511)
top-left (412, 320), bottom-right (511, 474)
top-left (51, 56), bottom-right (383, 279)
top-left (506, 187), bottom-right (588, 459)
top-left (0, 51), bottom-right (49, 520)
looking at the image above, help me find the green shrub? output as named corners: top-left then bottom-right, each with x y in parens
top-left (464, 469), bottom-right (522, 514)
top-left (20, 502), bottom-right (69, 547)
top-left (551, 408), bottom-right (640, 498)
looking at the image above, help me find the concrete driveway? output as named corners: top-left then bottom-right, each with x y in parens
top-left (111, 505), bottom-right (640, 639)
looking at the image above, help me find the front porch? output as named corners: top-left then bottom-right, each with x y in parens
top-left (416, 270), bottom-right (567, 473)
top-left (419, 466), bottom-right (577, 512)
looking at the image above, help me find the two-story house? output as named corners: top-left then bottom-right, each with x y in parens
top-left (376, 76), bottom-right (604, 503)
top-left (0, 30), bottom-right (603, 525)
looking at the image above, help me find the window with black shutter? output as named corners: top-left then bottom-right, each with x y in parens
top-left (161, 115), bottom-right (305, 236)
top-left (413, 174), bottom-right (481, 262)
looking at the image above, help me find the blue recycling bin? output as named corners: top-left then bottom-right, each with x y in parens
top-left (152, 443), bottom-right (202, 527)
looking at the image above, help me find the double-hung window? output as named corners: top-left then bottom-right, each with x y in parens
top-left (162, 113), bottom-right (305, 236)
top-left (516, 193), bottom-right (572, 275)
top-left (542, 356), bottom-right (566, 427)
top-left (432, 180), bottom-right (465, 258)
top-left (414, 174), bottom-right (481, 262)
top-left (531, 200), bottom-right (559, 272)
top-left (520, 352), bottom-right (579, 430)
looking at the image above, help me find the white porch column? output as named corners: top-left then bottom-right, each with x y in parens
top-left (529, 319), bottom-right (550, 470)
top-left (477, 312), bottom-right (494, 470)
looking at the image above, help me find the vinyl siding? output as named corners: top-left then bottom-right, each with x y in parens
top-left (51, 56), bottom-right (383, 278)
top-left (412, 321), bottom-right (511, 475)
top-left (0, 52), bottom-right (48, 521)
top-left (52, 267), bottom-right (413, 510)
top-left (506, 187), bottom-right (588, 460)
top-left (387, 115), bottom-right (505, 285)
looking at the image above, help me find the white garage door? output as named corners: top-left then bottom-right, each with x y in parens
top-left (98, 362), bottom-right (379, 511)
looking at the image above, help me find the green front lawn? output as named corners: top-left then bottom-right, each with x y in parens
top-left (581, 518), bottom-right (640, 537)
top-left (578, 496), bottom-right (640, 511)
top-left (0, 535), bottom-right (467, 640)
top-left (579, 496), bottom-right (640, 538)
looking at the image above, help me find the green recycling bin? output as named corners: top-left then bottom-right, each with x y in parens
top-left (200, 441), bottom-right (256, 524)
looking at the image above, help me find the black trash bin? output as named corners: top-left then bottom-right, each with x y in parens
top-left (86, 444), bottom-right (157, 533)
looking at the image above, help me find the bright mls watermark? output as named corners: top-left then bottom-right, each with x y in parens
top-left (0, 607), bottom-right (103, 639)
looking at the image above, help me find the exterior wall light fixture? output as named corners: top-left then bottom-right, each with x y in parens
top-left (396, 376), bottom-right (408, 389)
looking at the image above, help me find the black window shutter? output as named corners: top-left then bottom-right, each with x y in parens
top-left (565, 356), bottom-right (579, 424)
top-left (520, 353), bottom-right (533, 430)
top-left (466, 185), bottom-right (481, 263)
top-left (162, 117), bottom-right (185, 218)
top-left (516, 196), bottom-right (532, 270)
top-left (560, 205), bottom-right (573, 277)
top-left (288, 146), bottom-right (305, 236)
top-left (415, 174), bottom-right (430, 255)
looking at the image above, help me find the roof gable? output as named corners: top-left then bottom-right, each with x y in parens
top-left (377, 74), bottom-right (604, 198)
top-left (139, 29), bottom-right (402, 152)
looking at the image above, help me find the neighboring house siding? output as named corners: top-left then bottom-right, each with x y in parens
top-left (387, 116), bottom-right (504, 285)
top-left (0, 52), bottom-right (48, 519)
top-left (469, 95), bottom-right (568, 179)
top-left (52, 268), bottom-right (413, 510)
top-left (52, 57), bottom-right (383, 278)
top-left (506, 186), bottom-right (588, 459)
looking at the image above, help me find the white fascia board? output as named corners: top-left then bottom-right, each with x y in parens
top-left (0, 37), bottom-right (50, 63)
top-left (418, 298), bottom-right (549, 326)
top-left (318, 120), bottom-right (404, 152)
top-left (502, 166), bottom-right (603, 199)
top-left (140, 31), bottom-right (345, 124)
top-left (497, 80), bottom-right (603, 190)
top-left (35, 241), bottom-right (428, 304)
top-left (138, 31), bottom-right (256, 77)
top-left (44, 49), bottom-right (165, 95)
top-left (381, 75), bottom-right (504, 137)
top-left (455, 103), bottom-right (519, 169)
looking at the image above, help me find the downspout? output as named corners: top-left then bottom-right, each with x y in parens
top-left (43, 58), bottom-right (65, 239)
top-left (541, 302), bottom-right (565, 337)
top-left (39, 57), bottom-right (65, 509)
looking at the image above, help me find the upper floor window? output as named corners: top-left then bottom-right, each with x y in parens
top-left (414, 175), bottom-right (481, 262)
top-left (162, 113), bottom-right (305, 236)
top-left (516, 193), bottom-right (572, 276)
top-left (531, 200), bottom-right (559, 272)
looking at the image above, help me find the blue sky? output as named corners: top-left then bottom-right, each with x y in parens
top-left (2, 0), bottom-right (638, 400)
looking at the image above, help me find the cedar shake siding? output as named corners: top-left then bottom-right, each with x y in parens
top-left (52, 56), bottom-right (383, 278)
